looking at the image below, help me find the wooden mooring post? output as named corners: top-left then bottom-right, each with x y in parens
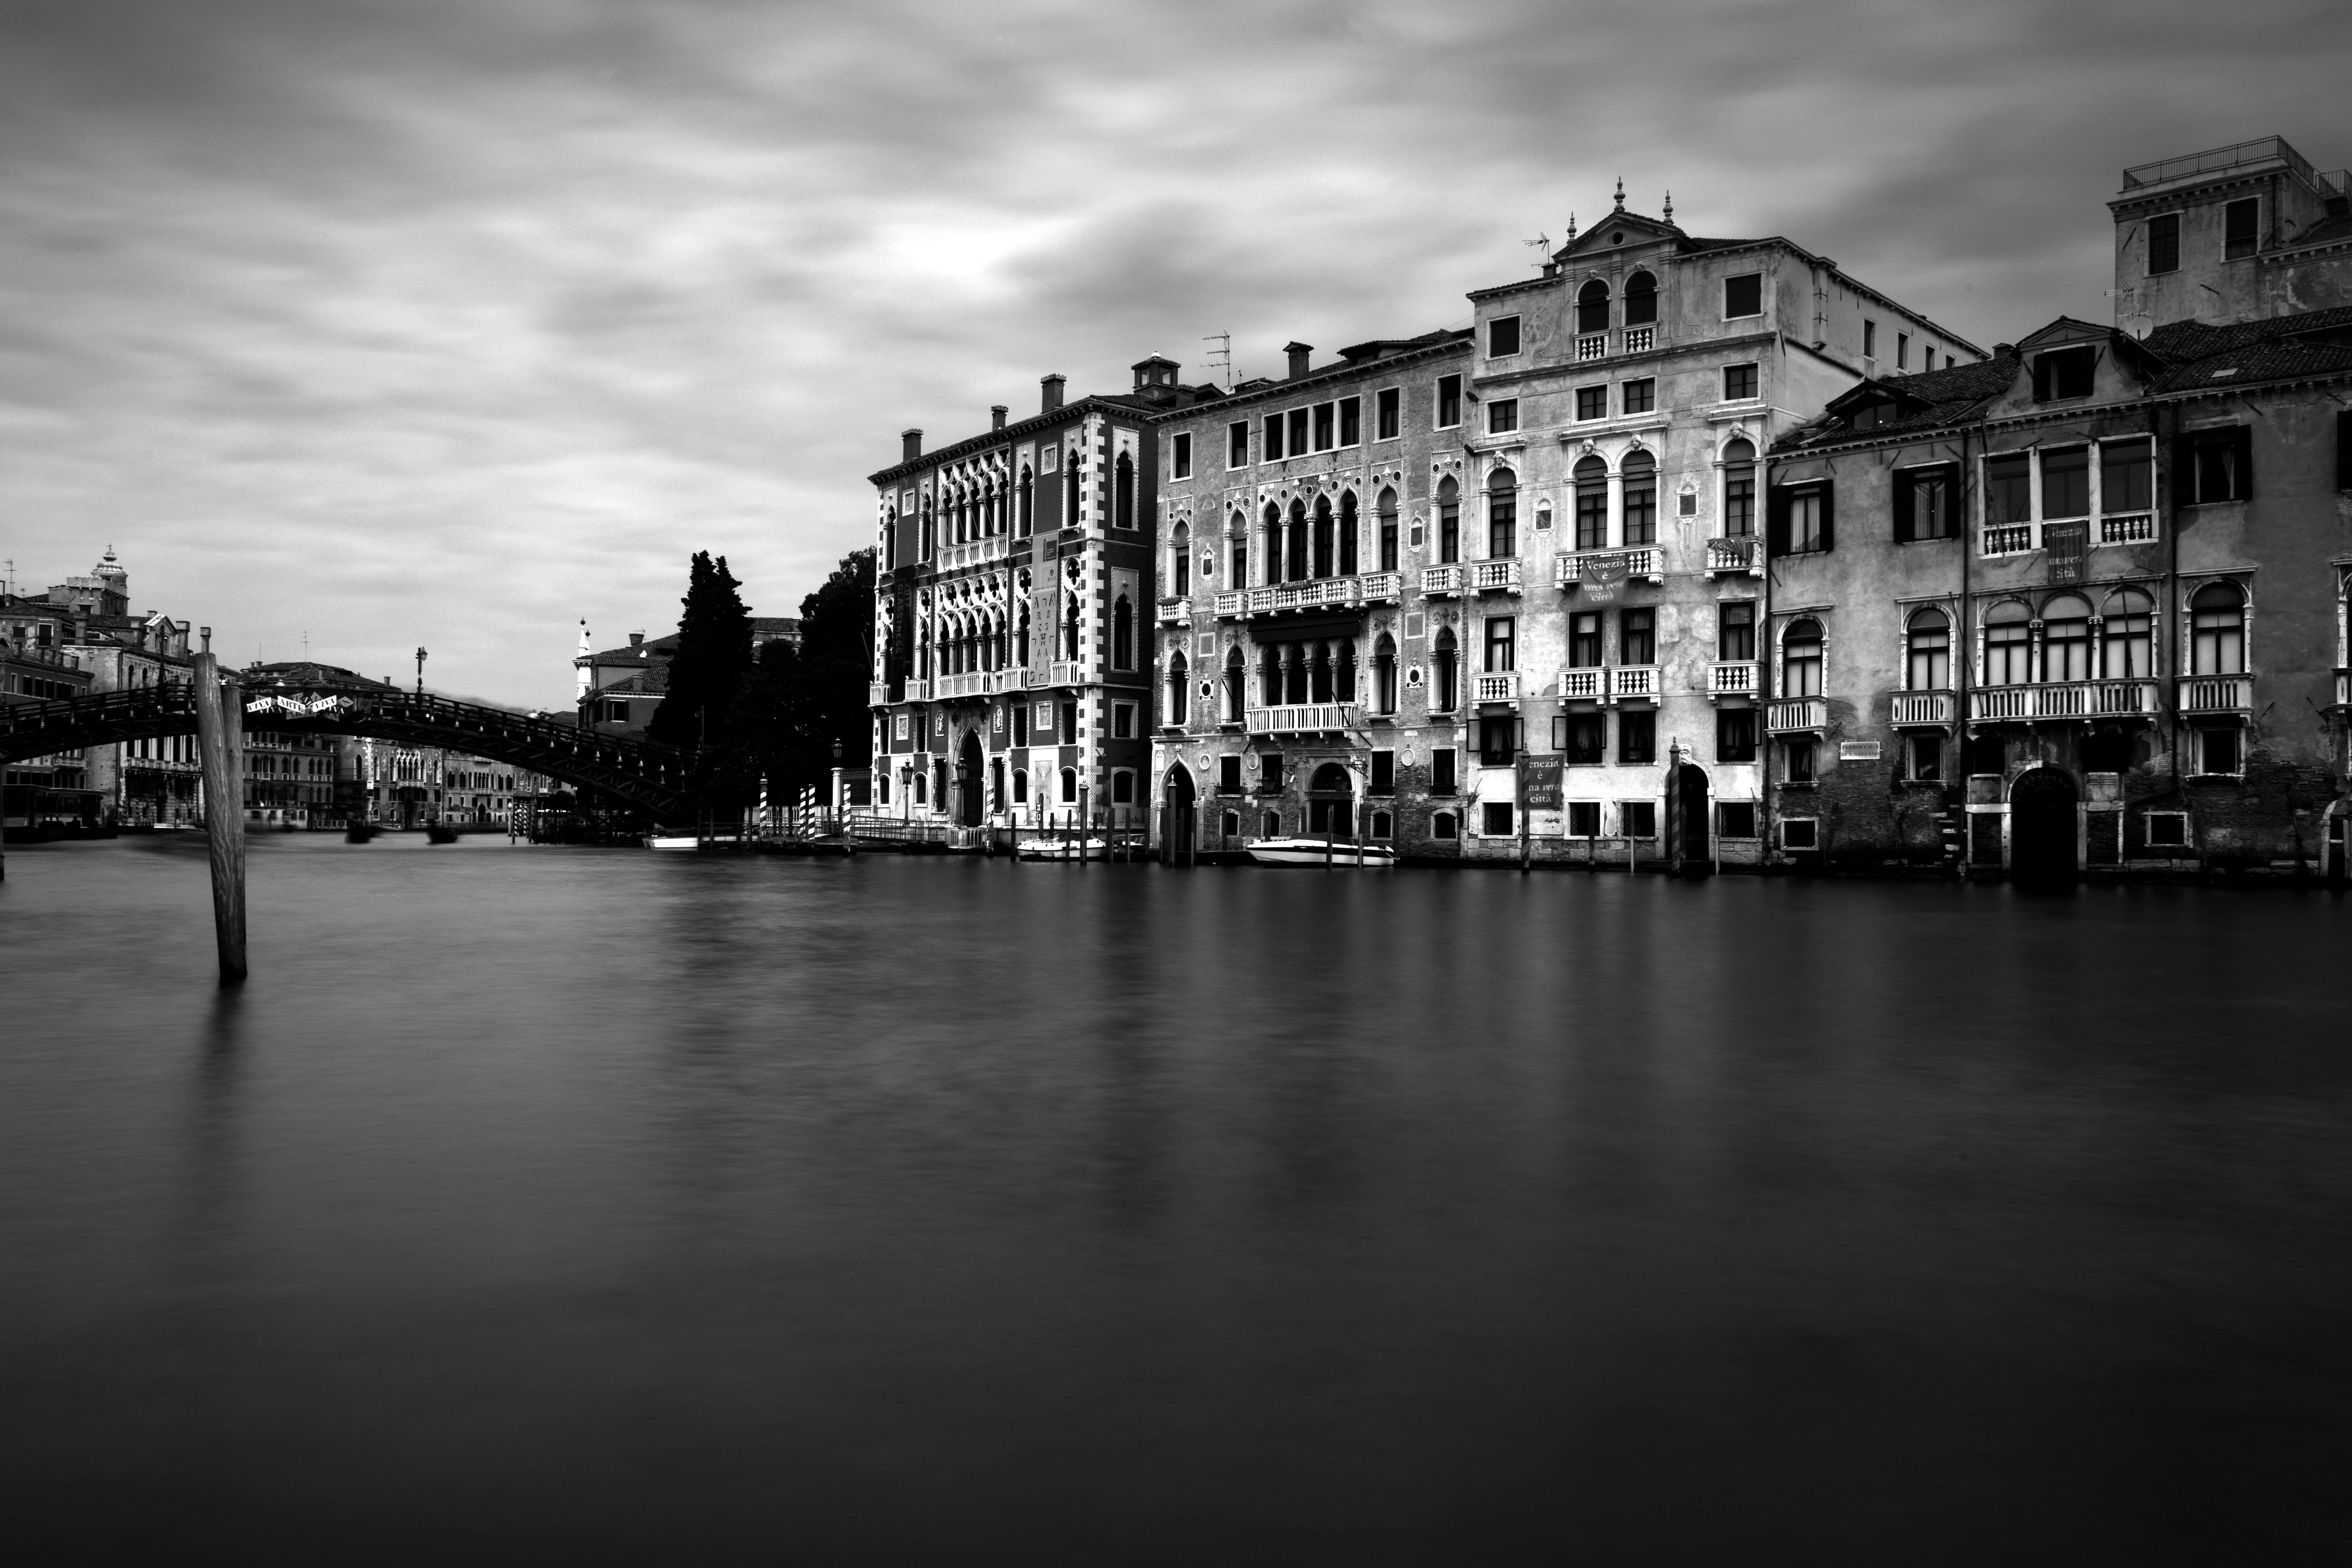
top-left (192, 646), bottom-right (247, 984)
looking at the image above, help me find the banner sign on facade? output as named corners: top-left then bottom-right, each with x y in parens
top-left (2046, 521), bottom-right (2086, 583)
top-left (1580, 552), bottom-right (1629, 603)
top-left (1517, 756), bottom-right (1563, 811)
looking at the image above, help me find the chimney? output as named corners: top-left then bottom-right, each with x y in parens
top-left (628, 631), bottom-right (643, 648)
top-left (1284, 341), bottom-right (1313, 379)
top-left (1041, 374), bottom-right (1066, 412)
top-left (900, 428), bottom-right (923, 462)
top-left (991, 404), bottom-right (1008, 431)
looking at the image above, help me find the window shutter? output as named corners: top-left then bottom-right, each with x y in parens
top-left (2230, 423), bottom-right (2254, 501)
top-left (2171, 435), bottom-right (2198, 506)
top-left (2340, 411), bottom-right (2352, 490)
top-left (1766, 485), bottom-right (1791, 555)
top-left (1892, 468), bottom-right (1915, 543)
top-left (2030, 355), bottom-right (2052, 401)
top-left (1816, 482), bottom-right (1835, 553)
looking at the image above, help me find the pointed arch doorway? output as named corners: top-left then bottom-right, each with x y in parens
top-left (1307, 762), bottom-right (1354, 838)
top-left (956, 730), bottom-right (984, 828)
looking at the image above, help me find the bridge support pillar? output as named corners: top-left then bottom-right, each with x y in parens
top-left (193, 653), bottom-right (247, 984)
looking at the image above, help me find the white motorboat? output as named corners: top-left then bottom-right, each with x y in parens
top-left (1245, 837), bottom-right (1396, 867)
top-left (1017, 836), bottom-right (1111, 861)
top-left (646, 835), bottom-right (702, 851)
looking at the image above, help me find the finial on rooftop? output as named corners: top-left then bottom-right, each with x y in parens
top-left (1565, 211), bottom-right (1577, 243)
top-left (1663, 190), bottom-right (1673, 224)
top-left (1613, 178), bottom-right (1624, 211)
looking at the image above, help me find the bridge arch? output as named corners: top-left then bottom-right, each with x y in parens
top-left (0, 686), bottom-right (696, 819)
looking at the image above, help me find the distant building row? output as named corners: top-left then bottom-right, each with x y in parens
top-left (866, 137), bottom-right (2352, 879)
top-left (2, 555), bottom-right (550, 835)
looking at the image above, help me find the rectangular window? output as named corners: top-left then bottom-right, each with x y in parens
top-left (1488, 398), bottom-right (1518, 435)
top-left (1376, 388), bottom-right (1400, 441)
top-left (1569, 611), bottom-right (1602, 668)
top-left (1218, 753), bottom-right (1242, 793)
top-left (1785, 737), bottom-right (1816, 783)
top-left (1776, 486), bottom-right (1828, 552)
top-left (1618, 710), bottom-right (1656, 765)
top-left (1725, 274), bottom-right (1762, 318)
top-left (1436, 375), bottom-right (1463, 429)
top-left (2145, 811), bottom-right (2189, 847)
top-left (1060, 701), bottom-right (1078, 744)
top-left (1012, 706), bottom-right (1028, 746)
top-left (1313, 403), bottom-right (1334, 451)
top-left (1780, 816), bottom-right (1818, 849)
top-left (1568, 800), bottom-right (1601, 836)
top-left (1576, 385), bottom-right (1608, 421)
top-left (2181, 427), bottom-right (2252, 504)
top-left (1263, 414), bottom-right (1284, 461)
top-left (1287, 408), bottom-right (1309, 456)
top-left (1986, 454), bottom-right (2032, 524)
top-left (1229, 421), bottom-right (1250, 468)
top-left (1489, 315), bottom-right (1521, 358)
top-left (1338, 396), bottom-right (1361, 447)
top-left (1621, 800), bottom-right (1657, 838)
top-left (2040, 447), bottom-right (2089, 518)
top-left (2224, 197), bottom-right (2258, 260)
top-left (1863, 319), bottom-right (1877, 358)
top-left (1716, 708), bottom-right (1757, 762)
top-left (2148, 213), bottom-right (2180, 275)
top-left (1171, 432), bottom-right (1191, 480)
top-left (1621, 607), bottom-right (1655, 666)
top-left (1111, 770), bottom-right (1135, 805)
top-left (2032, 347), bottom-right (2096, 401)
top-left (1484, 616), bottom-right (1516, 673)
top-left (1565, 716), bottom-right (1604, 765)
top-left (1910, 732), bottom-right (1943, 782)
top-left (1430, 747), bottom-right (1457, 792)
top-left (1113, 702), bottom-right (1135, 740)
top-left (2103, 441), bottom-right (2153, 511)
top-left (2199, 726), bottom-right (2242, 775)
top-left (1723, 363), bottom-right (1758, 401)
top-left (1260, 752), bottom-right (1283, 791)
top-left (1622, 378), bottom-right (1655, 415)
top-left (1370, 750), bottom-right (1394, 794)
top-left (1896, 464), bottom-right (1957, 541)
top-left (1479, 715), bottom-right (1516, 766)
top-left (1719, 600), bottom-right (1755, 661)
top-left (1482, 801), bottom-right (1515, 837)
top-left (1718, 801), bottom-right (1757, 839)
top-left (1896, 332), bottom-right (1910, 370)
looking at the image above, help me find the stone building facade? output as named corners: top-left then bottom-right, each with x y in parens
top-left (1762, 135), bottom-right (2352, 878)
top-left (867, 366), bottom-right (1192, 834)
top-left (1145, 330), bottom-right (1476, 856)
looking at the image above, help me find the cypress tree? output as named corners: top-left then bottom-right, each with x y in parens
top-left (647, 551), bottom-right (753, 751)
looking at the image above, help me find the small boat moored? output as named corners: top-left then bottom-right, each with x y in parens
top-left (1244, 837), bottom-right (1396, 867)
top-left (1016, 836), bottom-right (1112, 861)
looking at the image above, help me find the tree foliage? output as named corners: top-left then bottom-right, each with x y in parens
top-left (722, 548), bottom-right (875, 810)
top-left (646, 551), bottom-right (752, 751)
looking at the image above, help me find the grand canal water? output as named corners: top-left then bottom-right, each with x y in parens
top-left (1, 833), bottom-right (2345, 1562)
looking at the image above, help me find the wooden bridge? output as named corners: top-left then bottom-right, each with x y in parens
top-left (0, 680), bottom-right (696, 818)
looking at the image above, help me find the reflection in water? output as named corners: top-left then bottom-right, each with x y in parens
top-left (0, 834), bottom-right (2346, 1563)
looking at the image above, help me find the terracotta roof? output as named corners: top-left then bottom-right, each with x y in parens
top-left (1775, 351), bottom-right (2023, 450)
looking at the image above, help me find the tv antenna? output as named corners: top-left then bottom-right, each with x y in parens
top-left (1201, 332), bottom-right (1232, 390)
top-left (1524, 232), bottom-right (1552, 270)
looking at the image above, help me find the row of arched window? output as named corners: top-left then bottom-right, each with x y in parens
top-left (1776, 582), bottom-right (2249, 697)
top-left (892, 450), bottom-right (1141, 566)
top-left (1577, 271), bottom-right (1660, 335)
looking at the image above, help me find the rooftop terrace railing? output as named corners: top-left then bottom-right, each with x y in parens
top-left (2121, 136), bottom-right (2346, 195)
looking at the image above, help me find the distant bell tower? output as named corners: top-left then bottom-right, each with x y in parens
top-left (575, 619), bottom-right (593, 701)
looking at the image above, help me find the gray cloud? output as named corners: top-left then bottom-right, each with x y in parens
top-left (2, 0), bottom-right (2346, 700)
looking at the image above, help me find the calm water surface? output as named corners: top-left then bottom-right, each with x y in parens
top-left (1, 835), bottom-right (2346, 1562)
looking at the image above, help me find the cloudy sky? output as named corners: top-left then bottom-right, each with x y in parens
top-left (3, 0), bottom-right (2346, 704)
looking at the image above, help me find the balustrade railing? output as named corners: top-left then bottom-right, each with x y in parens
top-left (1358, 572), bottom-right (1402, 603)
top-left (1706, 536), bottom-right (1762, 575)
top-left (1609, 665), bottom-right (1658, 703)
top-left (1156, 597), bottom-right (1190, 626)
top-left (1623, 326), bottom-right (1654, 354)
top-left (1767, 698), bottom-right (1826, 733)
top-left (902, 679), bottom-right (931, 701)
top-left (1246, 704), bottom-right (1360, 735)
top-left (1050, 662), bottom-right (1080, 688)
top-left (1708, 661), bottom-right (1758, 698)
top-left (1421, 564), bottom-right (1464, 597)
top-left (869, 681), bottom-right (892, 706)
top-left (1470, 560), bottom-right (1522, 594)
top-left (1982, 524), bottom-right (2034, 556)
top-left (1967, 680), bottom-right (2162, 721)
top-left (1556, 548), bottom-right (1663, 589)
top-left (2099, 512), bottom-right (2157, 544)
top-left (2177, 674), bottom-right (2251, 713)
top-left (1473, 671), bottom-right (1518, 703)
top-left (1213, 591), bottom-right (1246, 620)
top-left (1558, 668), bottom-right (1604, 702)
top-left (1890, 691), bottom-right (1953, 726)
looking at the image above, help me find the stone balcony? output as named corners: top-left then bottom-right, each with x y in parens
top-left (1421, 564), bottom-right (1464, 598)
top-left (1890, 690), bottom-right (1953, 726)
top-left (1470, 560), bottom-right (1522, 595)
top-left (1473, 671), bottom-right (1518, 703)
top-left (1767, 697), bottom-right (1826, 734)
top-left (1246, 703), bottom-right (1359, 735)
top-left (1705, 536), bottom-right (1763, 576)
top-left (1969, 680), bottom-right (2163, 722)
top-left (1707, 661), bottom-right (1758, 701)
top-left (1156, 597), bottom-right (1190, 627)
top-left (1608, 665), bottom-right (1659, 705)
top-left (1558, 668), bottom-right (1604, 703)
top-left (1555, 548), bottom-right (1664, 591)
top-left (2176, 674), bottom-right (2252, 714)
